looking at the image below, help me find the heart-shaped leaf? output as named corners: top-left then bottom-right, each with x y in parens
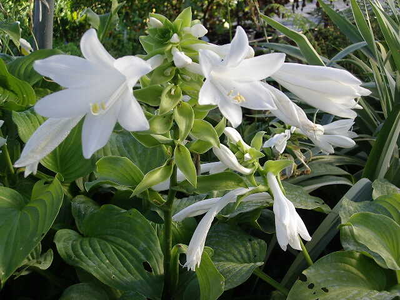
top-left (54, 205), bottom-right (164, 299)
top-left (0, 179), bottom-right (63, 286)
top-left (288, 251), bottom-right (400, 299)
top-left (206, 224), bottom-right (267, 290)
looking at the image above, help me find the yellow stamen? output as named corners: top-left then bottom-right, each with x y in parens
top-left (90, 103), bottom-right (100, 115)
top-left (233, 92), bottom-right (246, 103)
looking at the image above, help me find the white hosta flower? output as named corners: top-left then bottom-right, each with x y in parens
top-left (267, 172), bottom-right (311, 251)
top-left (14, 29), bottom-right (152, 175)
top-left (148, 17), bottom-right (163, 28)
top-left (197, 26), bottom-right (285, 127)
top-left (171, 47), bottom-right (192, 68)
top-left (153, 162), bottom-right (227, 191)
top-left (190, 41), bottom-right (255, 61)
top-left (20, 38), bottom-right (33, 55)
top-left (170, 33), bottom-right (180, 43)
top-left (298, 119), bottom-right (356, 154)
top-left (147, 54), bottom-right (164, 69)
top-left (264, 84), bottom-right (357, 154)
top-left (271, 63), bottom-right (371, 118)
top-left (213, 144), bottom-right (253, 175)
top-left (264, 129), bottom-right (292, 154)
top-left (173, 188), bottom-right (253, 270)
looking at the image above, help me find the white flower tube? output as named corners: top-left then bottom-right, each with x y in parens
top-left (271, 63), bottom-right (371, 118)
top-left (267, 172), bottom-right (311, 251)
top-left (174, 188), bottom-right (252, 270)
top-left (190, 24), bottom-right (208, 38)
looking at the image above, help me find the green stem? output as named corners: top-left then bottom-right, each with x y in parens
top-left (300, 239), bottom-right (313, 266)
top-left (396, 270), bottom-right (400, 284)
top-left (162, 164), bottom-right (178, 300)
top-left (227, 1), bottom-right (232, 41)
top-left (253, 268), bottom-right (289, 296)
top-left (0, 129), bottom-right (15, 180)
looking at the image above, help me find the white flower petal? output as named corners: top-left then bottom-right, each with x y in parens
top-left (170, 33), bottom-right (180, 43)
top-left (322, 135), bottom-right (355, 148)
top-left (24, 161), bottom-right (39, 177)
top-left (224, 127), bottom-right (251, 150)
top-left (184, 188), bottom-right (252, 270)
top-left (221, 53), bottom-right (285, 82)
top-left (322, 119), bottom-right (355, 135)
top-left (80, 28), bottom-right (115, 67)
top-left (222, 81), bottom-right (276, 110)
top-left (199, 50), bottom-right (222, 77)
top-left (198, 79), bottom-right (221, 105)
top-left (173, 198), bottom-right (220, 221)
top-left (82, 103), bottom-right (120, 158)
top-left (117, 89), bottom-right (149, 132)
top-left (218, 97), bottom-right (243, 128)
top-left (34, 55), bottom-right (117, 88)
top-left (14, 116), bottom-right (83, 168)
top-left (114, 56), bottom-right (152, 87)
top-left (35, 78), bottom-right (123, 118)
top-left (223, 26), bottom-right (249, 68)
top-left (212, 144), bottom-right (252, 175)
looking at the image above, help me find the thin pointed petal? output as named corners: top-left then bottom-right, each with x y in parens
top-left (224, 26), bottom-right (249, 67)
top-left (118, 89), bottom-right (149, 132)
top-left (80, 29), bottom-right (115, 66)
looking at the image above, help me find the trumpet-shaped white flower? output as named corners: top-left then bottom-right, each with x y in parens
top-left (197, 26), bottom-right (285, 127)
top-left (271, 63), bottom-right (371, 118)
top-left (153, 161), bottom-right (227, 191)
top-left (267, 172), bottom-right (311, 251)
top-left (172, 47), bottom-right (192, 68)
top-left (14, 29), bottom-right (152, 175)
top-left (173, 188), bottom-right (253, 270)
top-left (264, 129), bottom-right (292, 154)
top-left (263, 84), bottom-right (357, 154)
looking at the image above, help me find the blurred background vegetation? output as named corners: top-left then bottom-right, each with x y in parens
top-left (1, 0), bottom-right (354, 59)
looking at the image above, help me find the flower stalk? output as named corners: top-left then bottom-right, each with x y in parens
top-left (162, 164), bottom-right (178, 300)
top-left (300, 239), bottom-right (313, 266)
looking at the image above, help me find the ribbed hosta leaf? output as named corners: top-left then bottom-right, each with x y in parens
top-left (206, 224), bottom-right (267, 290)
top-left (54, 205), bottom-right (164, 299)
top-left (97, 130), bottom-right (167, 174)
top-left (0, 179), bottom-right (63, 286)
top-left (288, 251), bottom-right (400, 300)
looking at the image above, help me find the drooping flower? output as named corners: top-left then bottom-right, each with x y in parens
top-left (197, 26), bottom-right (285, 127)
top-left (263, 129), bottom-right (293, 154)
top-left (263, 84), bottom-right (357, 154)
top-left (298, 119), bottom-right (357, 154)
top-left (14, 29), bottom-right (152, 175)
top-left (173, 188), bottom-right (253, 270)
top-left (267, 172), bottom-right (311, 251)
top-left (271, 63), bottom-right (371, 118)
top-left (153, 161), bottom-right (227, 191)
